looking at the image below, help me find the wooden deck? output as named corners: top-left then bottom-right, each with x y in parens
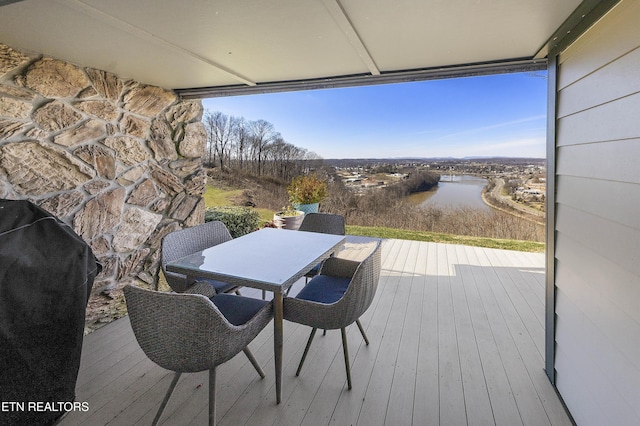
top-left (60, 238), bottom-right (572, 426)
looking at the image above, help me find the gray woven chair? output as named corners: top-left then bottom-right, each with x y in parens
top-left (123, 285), bottom-right (273, 426)
top-left (283, 239), bottom-right (382, 390)
top-left (298, 213), bottom-right (346, 282)
top-left (161, 220), bottom-right (238, 294)
top-left (298, 212), bottom-right (346, 235)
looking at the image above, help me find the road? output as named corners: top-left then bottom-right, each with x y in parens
top-left (483, 178), bottom-right (545, 225)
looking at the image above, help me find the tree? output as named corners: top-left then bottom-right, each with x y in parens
top-left (202, 110), bottom-right (217, 166)
top-left (201, 109), bottom-right (324, 180)
top-left (204, 110), bottom-right (237, 170)
top-left (233, 117), bottom-right (249, 170)
top-left (248, 119), bottom-right (277, 176)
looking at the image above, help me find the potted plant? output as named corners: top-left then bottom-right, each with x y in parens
top-left (273, 206), bottom-right (305, 230)
top-left (287, 174), bottom-right (328, 214)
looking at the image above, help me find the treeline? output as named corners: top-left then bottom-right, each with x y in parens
top-left (203, 110), bottom-right (322, 180)
top-left (391, 171), bottom-right (440, 195)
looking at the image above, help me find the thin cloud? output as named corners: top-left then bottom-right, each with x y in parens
top-left (426, 114), bottom-right (546, 141)
top-left (450, 137), bottom-right (546, 157)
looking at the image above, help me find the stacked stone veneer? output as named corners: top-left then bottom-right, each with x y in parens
top-left (0, 43), bottom-right (207, 328)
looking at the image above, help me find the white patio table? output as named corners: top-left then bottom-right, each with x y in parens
top-left (166, 226), bottom-right (345, 404)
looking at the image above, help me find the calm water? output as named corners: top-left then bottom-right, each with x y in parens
top-left (407, 174), bottom-right (491, 211)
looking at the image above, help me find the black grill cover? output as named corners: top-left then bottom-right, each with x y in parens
top-left (0, 200), bottom-right (101, 426)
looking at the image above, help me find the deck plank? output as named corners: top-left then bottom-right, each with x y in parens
top-left (328, 238), bottom-right (405, 426)
top-left (58, 238), bottom-right (572, 426)
top-left (458, 245), bottom-right (523, 426)
top-left (384, 240), bottom-right (425, 425)
top-left (436, 243), bottom-right (468, 426)
top-left (448, 244), bottom-right (495, 426)
top-left (357, 239), bottom-right (417, 425)
top-left (79, 314), bottom-right (130, 369)
top-left (472, 247), bottom-right (551, 426)
top-left (412, 242), bottom-right (441, 425)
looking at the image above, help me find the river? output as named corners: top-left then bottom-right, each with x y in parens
top-left (407, 174), bottom-right (491, 211)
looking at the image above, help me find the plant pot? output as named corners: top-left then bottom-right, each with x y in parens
top-left (293, 202), bottom-right (319, 214)
top-left (273, 210), bottom-right (305, 230)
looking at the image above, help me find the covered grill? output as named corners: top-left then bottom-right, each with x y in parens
top-left (0, 200), bottom-right (100, 425)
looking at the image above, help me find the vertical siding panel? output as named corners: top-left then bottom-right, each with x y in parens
top-left (554, 0), bottom-right (640, 425)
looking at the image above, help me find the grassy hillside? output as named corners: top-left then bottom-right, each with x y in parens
top-left (204, 182), bottom-right (545, 253)
top-left (204, 184), bottom-right (275, 223)
top-left (346, 225), bottom-right (544, 252)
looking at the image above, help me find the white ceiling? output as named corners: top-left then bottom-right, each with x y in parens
top-left (0, 0), bottom-right (589, 97)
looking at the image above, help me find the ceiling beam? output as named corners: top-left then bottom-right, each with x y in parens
top-left (321, 0), bottom-right (380, 76)
top-left (176, 57), bottom-right (546, 100)
top-left (58, 0), bottom-right (257, 86)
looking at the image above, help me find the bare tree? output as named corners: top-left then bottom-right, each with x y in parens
top-left (202, 110), bottom-right (217, 166)
top-left (248, 119), bottom-right (277, 176)
top-left (203, 110), bottom-right (238, 170)
top-left (233, 117), bottom-right (249, 170)
top-left (202, 109), bottom-right (323, 180)
top-left (304, 150), bottom-right (324, 172)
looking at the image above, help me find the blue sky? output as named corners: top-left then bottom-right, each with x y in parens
top-left (202, 71), bottom-right (548, 159)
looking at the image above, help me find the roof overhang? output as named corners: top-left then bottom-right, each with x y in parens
top-left (0, 0), bottom-right (609, 99)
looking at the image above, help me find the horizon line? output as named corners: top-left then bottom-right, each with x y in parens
top-left (322, 156), bottom-right (546, 161)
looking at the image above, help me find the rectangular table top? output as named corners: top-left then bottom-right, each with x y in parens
top-left (166, 227), bottom-right (346, 293)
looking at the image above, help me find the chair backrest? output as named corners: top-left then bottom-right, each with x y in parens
top-left (298, 213), bottom-right (345, 235)
top-left (161, 221), bottom-right (232, 292)
top-left (124, 285), bottom-right (248, 373)
top-left (326, 240), bottom-right (382, 328)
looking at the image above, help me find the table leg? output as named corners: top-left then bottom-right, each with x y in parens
top-left (273, 292), bottom-right (283, 404)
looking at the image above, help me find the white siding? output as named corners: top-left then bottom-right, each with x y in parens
top-left (554, 1), bottom-right (640, 425)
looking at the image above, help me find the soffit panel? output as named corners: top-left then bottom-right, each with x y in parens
top-left (0, 0), bottom-right (242, 88)
top-left (0, 0), bottom-right (588, 91)
top-left (78, 0), bottom-right (370, 83)
top-left (341, 0), bottom-right (585, 71)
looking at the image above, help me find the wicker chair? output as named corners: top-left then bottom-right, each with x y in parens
top-left (161, 221), bottom-right (238, 294)
top-left (283, 239), bottom-right (382, 390)
top-left (298, 213), bottom-right (346, 282)
top-left (123, 285), bottom-right (273, 426)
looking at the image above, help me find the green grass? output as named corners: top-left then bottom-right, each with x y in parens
top-left (255, 208), bottom-right (276, 223)
top-left (203, 185), bottom-right (243, 206)
top-left (204, 184), bottom-right (273, 223)
top-left (204, 184), bottom-right (545, 253)
top-left (346, 225), bottom-right (545, 253)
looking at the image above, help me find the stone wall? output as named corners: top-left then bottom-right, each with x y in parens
top-left (0, 43), bottom-right (206, 330)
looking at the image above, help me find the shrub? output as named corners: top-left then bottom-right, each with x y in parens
top-left (287, 174), bottom-right (328, 205)
top-left (204, 206), bottom-right (260, 238)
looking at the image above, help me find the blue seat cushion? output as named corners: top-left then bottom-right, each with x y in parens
top-left (197, 278), bottom-right (236, 294)
top-left (211, 293), bottom-right (270, 326)
top-left (295, 275), bottom-right (352, 304)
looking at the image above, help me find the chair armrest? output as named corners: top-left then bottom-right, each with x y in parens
top-left (319, 257), bottom-right (359, 278)
top-left (184, 281), bottom-right (217, 299)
